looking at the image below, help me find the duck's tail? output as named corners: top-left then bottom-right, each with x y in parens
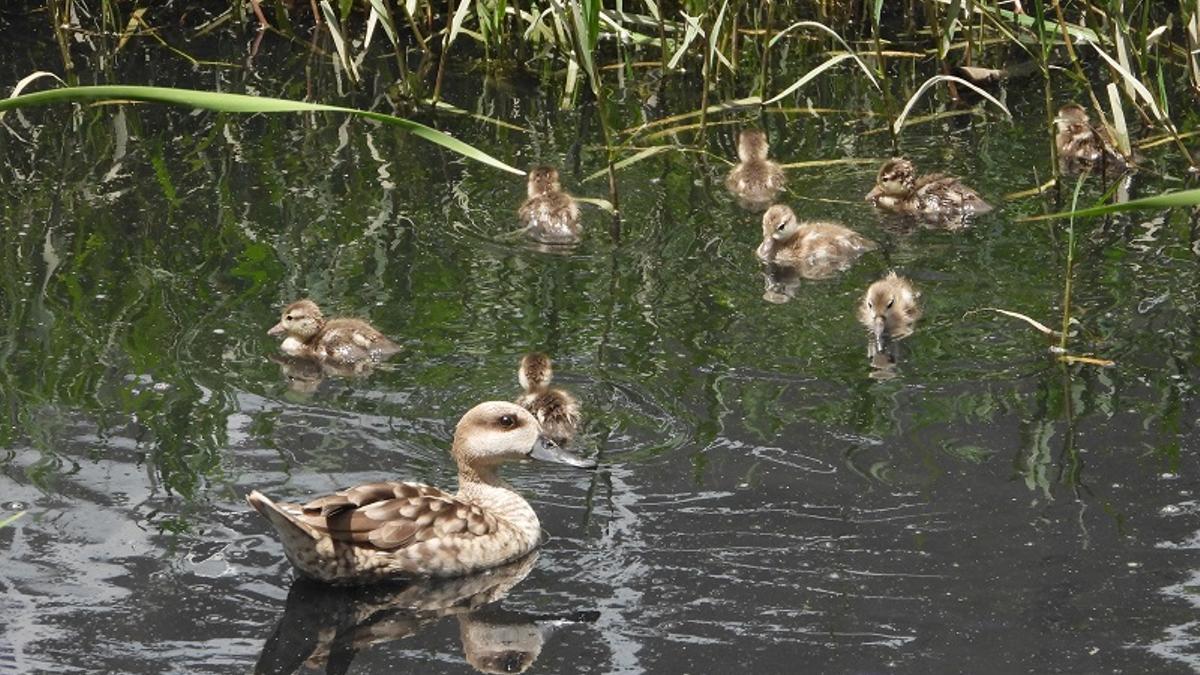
top-left (247, 490), bottom-right (319, 542)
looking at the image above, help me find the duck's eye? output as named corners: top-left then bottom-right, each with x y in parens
top-left (499, 414), bottom-right (516, 429)
top-left (867, 300), bottom-right (874, 309)
top-left (776, 222), bottom-right (786, 231)
top-left (285, 314), bottom-right (293, 321)
top-left (886, 299), bottom-right (895, 309)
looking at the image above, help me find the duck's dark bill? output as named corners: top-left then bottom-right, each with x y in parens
top-left (530, 437), bottom-right (596, 468)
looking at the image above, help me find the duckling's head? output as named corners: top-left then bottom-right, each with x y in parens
top-left (526, 166), bottom-right (562, 198)
top-left (453, 401), bottom-right (595, 470)
top-left (518, 352), bottom-right (553, 391)
top-left (860, 272), bottom-right (919, 349)
top-left (762, 204), bottom-right (802, 242)
top-left (1054, 103), bottom-right (1090, 132)
top-left (267, 299), bottom-right (324, 340)
top-left (736, 128), bottom-right (770, 163)
top-left (876, 158), bottom-right (916, 195)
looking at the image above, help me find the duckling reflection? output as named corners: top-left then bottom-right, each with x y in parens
top-left (867, 338), bottom-right (902, 380)
top-left (1054, 103), bottom-right (1131, 177)
top-left (865, 158), bottom-right (992, 229)
top-left (269, 354), bottom-right (383, 395)
top-left (255, 553), bottom-right (598, 675)
top-left (761, 263), bottom-right (804, 304)
top-left (268, 299), bottom-right (401, 370)
top-left (518, 166), bottom-right (582, 245)
top-left (515, 353), bottom-right (581, 446)
top-left (756, 204), bottom-right (877, 280)
top-left (725, 129), bottom-right (786, 211)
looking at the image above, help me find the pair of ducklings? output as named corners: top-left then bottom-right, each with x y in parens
top-left (726, 129), bottom-right (993, 227)
top-left (751, 206), bottom-right (920, 346)
top-left (267, 300), bottom-right (582, 445)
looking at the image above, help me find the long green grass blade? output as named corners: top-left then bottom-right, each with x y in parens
top-left (0, 511), bottom-right (25, 529)
top-left (1020, 188), bottom-right (1200, 221)
top-left (0, 85), bottom-right (524, 175)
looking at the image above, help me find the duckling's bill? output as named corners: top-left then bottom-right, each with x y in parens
top-left (529, 436), bottom-right (596, 468)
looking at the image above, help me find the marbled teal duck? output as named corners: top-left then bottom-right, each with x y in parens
top-left (725, 128), bottom-right (786, 210)
top-left (515, 353), bottom-right (581, 447)
top-left (247, 401), bottom-right (595, 585)
top-left (518, 166), bottom-right (582, 245)
top-left (267, 299), bottom-right (400, 367)
top-left (865, 158), bottom-right (992, 228)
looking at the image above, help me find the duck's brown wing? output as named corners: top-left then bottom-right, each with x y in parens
top-left (297, 482), bottom-right (498, 550)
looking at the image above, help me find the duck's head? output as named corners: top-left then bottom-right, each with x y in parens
top-left (757, 204), bottom-right (802, 259)
top-left (452, 401), bottom-right (595, 471)
top-left (861, 272), bottom-right (918, 349)
top-left (518, 352), bottom-right (553, 391)
top-left (526, 166), bottom-right (562, 198)
top-left (267, 299), bottom-right (324, 340)
top-left (764, 204), bottom-right (802, 239)
top-left (1054, 103), bottom-right (1090, 132)
top-left (736, 128), bottom-right (770, 163)
top-left (876, 158), bottom-right (916, 195)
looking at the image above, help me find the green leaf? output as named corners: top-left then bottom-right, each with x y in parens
top-left (1020, 188), bottom-right (1200, 222)
top-left (0, 85), bottom-right (524, 175)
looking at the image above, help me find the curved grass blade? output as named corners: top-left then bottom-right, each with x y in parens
top-left (764, 53), bottom-right (870, 105)
top-left (0, 85), bottom-right (524, 175)
top-left (892, 75), bottom-right (1010, 135)
top-left (1019, 188), bottom-right (1200, 222)
top-left (766, 20), bottom-right (879, 90)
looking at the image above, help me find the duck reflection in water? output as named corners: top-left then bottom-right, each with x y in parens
top-left (760, 263), bottom-right (804, 304)
top-left (255, 552), bottom-right (598, 675)
top-left (269, 354), bottom-right (385, 396)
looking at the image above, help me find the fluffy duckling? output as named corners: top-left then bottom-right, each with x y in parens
top-left (858, 272), bottom-right (921, 351)
top-left (518, 166), bottom-right (582, 245)
top-left (515, 353), bottom-right (581, 447)
top-left (725, 129), bottom-right (786, 211)
top-left (865, 158), bottom-right (992, 228)
top-left (1054, 104), bottom-right (1130, 176)
top-left (267, 299), bottom-right (400, 368)
top-left (247, 401), bottom-right (596, 584)
top-left (755, 205), bottom-right (877, 277)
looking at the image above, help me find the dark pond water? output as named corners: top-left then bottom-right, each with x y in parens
top-left (1, 6), bottom-right (1198, 674)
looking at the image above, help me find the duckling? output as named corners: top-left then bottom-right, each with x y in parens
top-left (865, 158), bottom-right (992, 228)
top-left (755, 204), bottom-right (877, 279)
top-left (515, 353), bottom-right (581, 447)
top-left (247, 401), bottom-right (596, 584)
top-left (858, 271), bottom-right (921, 351)
top-left (518, 166), bottom-right (582, 245)
top-left (1054, 104), bottom-right (1130, 177)
top-left (725, 129), bottom-right (787, 211)
top-left (267, 299), bottom-right (400, 368)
